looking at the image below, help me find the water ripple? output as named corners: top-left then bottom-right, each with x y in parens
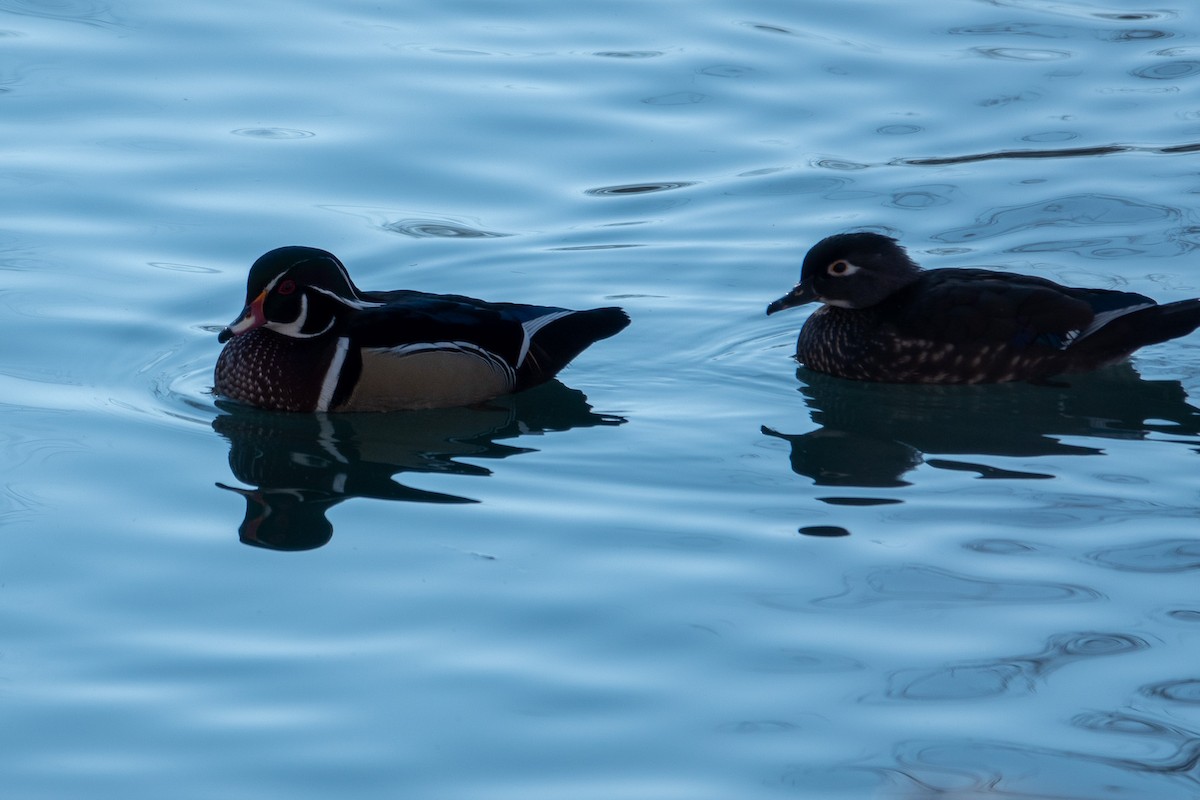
top-left (1144, 679), bottom-right (1200, 704)
top-left (900, 141), bottom-right (1200, 166)
top-left (591, 50), bottom-right (663, 59)
top-left (854, 732), bottom-right (1200, 799)
top-left (699, 64), bottom-right (753, 78)
top-left (932, 193), bottom-right (1182, 249)
top-left (985, 1), bottom-right (1176, 24)
top-left (803, 564), bottom-right (1100, 610)
top-left (1107, 28), bottom-right (1175, 42)
top-left (1073, 710), bottom-right (1183, 738)
top-left (1088, 539), bottom-right (1200, 573)
top-left (584, 182), bottom-right (695, 196)
top-left (882, 632), bottom-right (1146, 701)
top-left (641, 91), bottom-right (708, 106)
top-left (949, 22), bottom-right (1072, 39)
top-left (970, 46), bottom-right (1073, 61)
top-left (229, 127), bottom-right (316, 140)
top-left (1133, 60), bottom-right (1200, 80)
top-left (0, 0), bottom-right (123, 27)
top-left (319, 205), bottom-right (510, 237)
top-left (382, 219), bottom-right (509, 238)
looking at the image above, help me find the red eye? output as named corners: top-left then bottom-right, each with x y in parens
top-left (829, 260), bottom-right (850, 275)
top-left (277, 279), bottom-right (296, 295)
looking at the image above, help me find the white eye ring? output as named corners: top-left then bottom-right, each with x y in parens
top-left (828, 259), bottom-right (857, 276)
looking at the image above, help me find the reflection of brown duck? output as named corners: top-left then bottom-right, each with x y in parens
top-left (214, 381), bottom-right (624, 550)
top-left (764, 364), bottom-right (1200, 488)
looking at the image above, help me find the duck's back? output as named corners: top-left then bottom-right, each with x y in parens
top-left (797, 268), bottom-right (1161, 384)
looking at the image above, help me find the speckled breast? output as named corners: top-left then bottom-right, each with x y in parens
top-left (795, 306), bottom-right (1073, 384)
top-left (214, 329), bottom-right (335, 412)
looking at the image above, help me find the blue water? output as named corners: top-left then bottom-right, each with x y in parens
top-left (5, 0), bottom-right (1200, 797)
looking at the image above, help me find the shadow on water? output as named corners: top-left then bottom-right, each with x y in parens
top-left (763, 363), bottom-right (1200, 490)
top-left (213, 381), bottom-right (624, 551)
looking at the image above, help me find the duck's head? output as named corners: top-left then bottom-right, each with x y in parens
top-left (219, 246), bottom-right (369, 343)
top-left (766, 232), bottom-right (923, 315)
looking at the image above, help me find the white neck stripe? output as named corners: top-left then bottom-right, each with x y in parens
top-left (316, 337), bottom-right (350, 412)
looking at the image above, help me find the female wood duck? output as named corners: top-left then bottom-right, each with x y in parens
top-left (215, 246), bottom-right (630, 411)
top-left (767, 232), bottom-right (1200, 384)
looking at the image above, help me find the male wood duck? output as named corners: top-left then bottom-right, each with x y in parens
top-left (214, 246), bottom-right (630, 411)
top-left (766, 232), bottom-right (1200, 384)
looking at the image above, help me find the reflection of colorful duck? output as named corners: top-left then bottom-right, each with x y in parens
top-left (214, 382), bottom-right (625, 550)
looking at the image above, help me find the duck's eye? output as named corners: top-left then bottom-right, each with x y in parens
top-left (277, 279), bottom-right (297, 295)
top-left (828, 260), bottom-right (851, 276)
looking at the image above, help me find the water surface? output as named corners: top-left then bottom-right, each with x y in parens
top-left (4, 0), bottom-right (1200, 797)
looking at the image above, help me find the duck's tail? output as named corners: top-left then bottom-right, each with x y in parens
top-left (1074, 298), bottom-right (1200, 358)
top-left (516, 307), bottom-right (630, 390)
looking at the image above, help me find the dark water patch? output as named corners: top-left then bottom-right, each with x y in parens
top-left (1097, 12), bottom-right (1175, 21)
top-left (798, 525), bottom-right (850, 537)
top-left (592, 50), bottom-right (663, 59)
top-left (1160, 142), bottom-right (1200, 153)
top-left (585, 181), bottom-right (695, 196)
top-left (817, 497), bottom-right (902, 506)
top-left (762, 425), bottom-right (919, 488)
top-left (742, 21), bottom-right (797, 36)
top-left (925, 458), bottom-right (1054, 480)
top-left (902, 140), bottom-right (1200, 166)
top-left (979, 90), bottom-right (1042, 107)
top-left (902, 143), bottom-right (1132, 165)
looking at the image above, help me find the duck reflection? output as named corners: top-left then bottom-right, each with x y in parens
top-left (214, 381), bottom-right (624, 550)
top-left (764, 364), bottom-right (1200, 488)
